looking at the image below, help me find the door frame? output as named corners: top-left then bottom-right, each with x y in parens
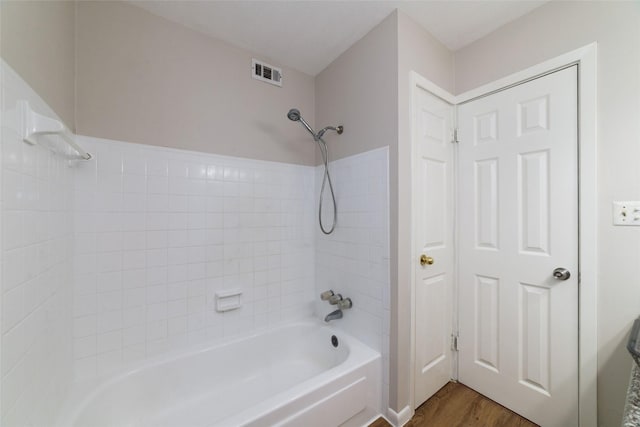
top-left (409, 43), bottom-right (597, 426)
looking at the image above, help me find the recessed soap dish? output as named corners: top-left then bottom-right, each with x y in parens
top-left (215, 289), bottom-right (242, 312)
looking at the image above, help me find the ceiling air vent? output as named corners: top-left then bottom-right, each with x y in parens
top-left (252, 58), bottom-right (282, 87)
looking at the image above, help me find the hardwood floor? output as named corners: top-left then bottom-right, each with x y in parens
top-left (369, 382), bottom-right (538, 427)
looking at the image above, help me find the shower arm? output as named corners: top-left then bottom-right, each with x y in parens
top-left (316, 125), bottom-right (344, 140)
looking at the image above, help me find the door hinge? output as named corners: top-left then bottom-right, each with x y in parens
top-left (451, 333), bottom-right (459, 351)
top-left (451, 129), bottom-right (459, 144)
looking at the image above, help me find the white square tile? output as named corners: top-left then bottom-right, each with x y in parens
top-left (2, 211), bottom-right (24, 251)
top-left (122, 344), bottom-right (146, 367)
top-left (146, 249), bottom-right (168, 267)
top-left (2, 285), bottom-right (24, 333)
top-left (124, 288), bottom-right (146, 308)
top-left (97, 174), bottom-right (123, 194)
top-left (147, 285), bottom-right (168, 304)
top-left (75, 232), bottom-right (97, 254)
top-left (97, 291), bottom-right (123, 312)
top-left (146, 158), bottom-right (168, 177)
top-left (167, 299), bottom-right (187, 318)
top-left (95, 252), bottom-right (122, 273)
top-left (122, 269), bottom-right (146, 289)
top-left (97, 330), bottom-right (122, 354)
top-left (122, 155), bottom-right (146, 176)
top-left (122, 193), bottom-right (146, 212)
top-left (146, 213), bottom-right (168, 231)
top-left (94, 192), bottom-right (123, 212)
top-left (122, 325), bottom-right (146, 347)
top-left (1, 323), bottom-right (24, 377)
top-left (146, 267), bottom-right (167, 286)
top-left (168, 316), bottom-right (188, 336)
top-left (96, 271), bottom-right (122, 293)
top-left (122, 232), bottom-right (146, 251)
top-left (74, 315), bottom-right (97, 338)
top-left (146, 320), bottom-right (168, 341)
top-left (168, 160), bottom-right (189, 178)
top-left (167, 213), bottom-right (188, 230)
top-left (74, 294), bottom-right (97, 317)
top-left (123, 308), bottom-right (146, 328)
top-left (96, 310), bottom-right (123, 334)
top-left (96, 349), bottom-right (122, 376)
top-left (147, 194), bottom-right (169, 212)
top-left (147, 176), bottom-right (169, 195)
top-left (168, 195), bottom-right (188, 213)
top-left (74, 336), bottom-right (97, 358)
top-left (120, 213), bottom-right (145, 231)
top-left (122, 250), bottom-right (146, 270)
top-left (2, 248), bottom-right (25, 292)
top-left (146, 231), bottom-right (168, 249)
top-left (187, 179), bottom-right (206, 196)
top-left (74, 356), bottom-right (96, 380)
top-left (146, 302), bottom-right (167, 322)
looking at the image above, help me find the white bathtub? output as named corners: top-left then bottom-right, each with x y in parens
top-left (56, 320), bottom-right (381, 427)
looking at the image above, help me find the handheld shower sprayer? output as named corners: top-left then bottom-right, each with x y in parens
top-left (287, 108), bottom-right (314, 136)
top-left (286, 108), bottom-right (300, 121)
top-left (287, 108), bottom-right (343, 234)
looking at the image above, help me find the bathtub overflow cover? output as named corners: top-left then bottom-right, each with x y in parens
top-left (331, 335), bottom-right (339, 348)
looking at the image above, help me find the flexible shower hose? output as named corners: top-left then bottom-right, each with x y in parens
top-left (317, 137), bottom-right (337, 234)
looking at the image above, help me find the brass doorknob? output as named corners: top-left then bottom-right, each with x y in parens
top-left (420, 254), bottom-right (434, 266)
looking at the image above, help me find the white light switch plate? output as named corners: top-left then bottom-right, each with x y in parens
top-left (612, 201), bottom-right (640, 226)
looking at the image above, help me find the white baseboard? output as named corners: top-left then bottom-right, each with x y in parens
top-left (385, 405), bottom-right (413, 426)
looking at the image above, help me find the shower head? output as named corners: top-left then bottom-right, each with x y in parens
top-left (287, 108), bottom-right (301, 121)
top-left (287, 108), bottom-right (316, 138)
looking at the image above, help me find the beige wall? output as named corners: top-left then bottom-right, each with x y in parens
top-left (76, 1), bottom-right (316, 165)
top-left (0, 0), bottom-right (76, 129)
top-left (394, 10), bottom-right (455, 413)
top-left (314, 12), bottom-right (398, 164)
top-left (455, 3), bottom-right (640, 426)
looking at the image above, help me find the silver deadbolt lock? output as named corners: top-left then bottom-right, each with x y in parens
top-left (553, 268), bottom-right (571, 281)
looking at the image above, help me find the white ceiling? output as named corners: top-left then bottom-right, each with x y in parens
top-left (130, 1), bottom-right (548, 76)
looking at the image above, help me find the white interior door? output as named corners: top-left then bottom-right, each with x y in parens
top-left (457, 66), bottom-right (578, 426)
top-left (413, 85), bottom-right (455, 407)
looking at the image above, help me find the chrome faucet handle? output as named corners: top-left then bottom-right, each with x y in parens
top-left (320, 290), bottom-right (335, 301)
top-left (328, 294), bottom-right (343, 305)
top-left (337, 298), bottom-right (352, 310)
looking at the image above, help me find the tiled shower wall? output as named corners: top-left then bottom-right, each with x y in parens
top-left (71, 136), bottom-right (315, 378)
top-left (1, 58), bottom-right (390, 422)
top-left (1, 61), bottom-right (75, 425)
top-left (314, 147), bottom-right (391, 410)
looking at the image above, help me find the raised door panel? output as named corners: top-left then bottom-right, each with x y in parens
top-left (475, 275), bottom-right (500, 372)
top-left (475, 159), bottom-right (499, 250)
top-left (519, 150), bottom-right (550, 255)
top-left (421, 158), bottom-right (447, 249)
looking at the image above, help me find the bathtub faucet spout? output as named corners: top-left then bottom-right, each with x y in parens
top-left (324, 309), bottom-right (343, 322)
